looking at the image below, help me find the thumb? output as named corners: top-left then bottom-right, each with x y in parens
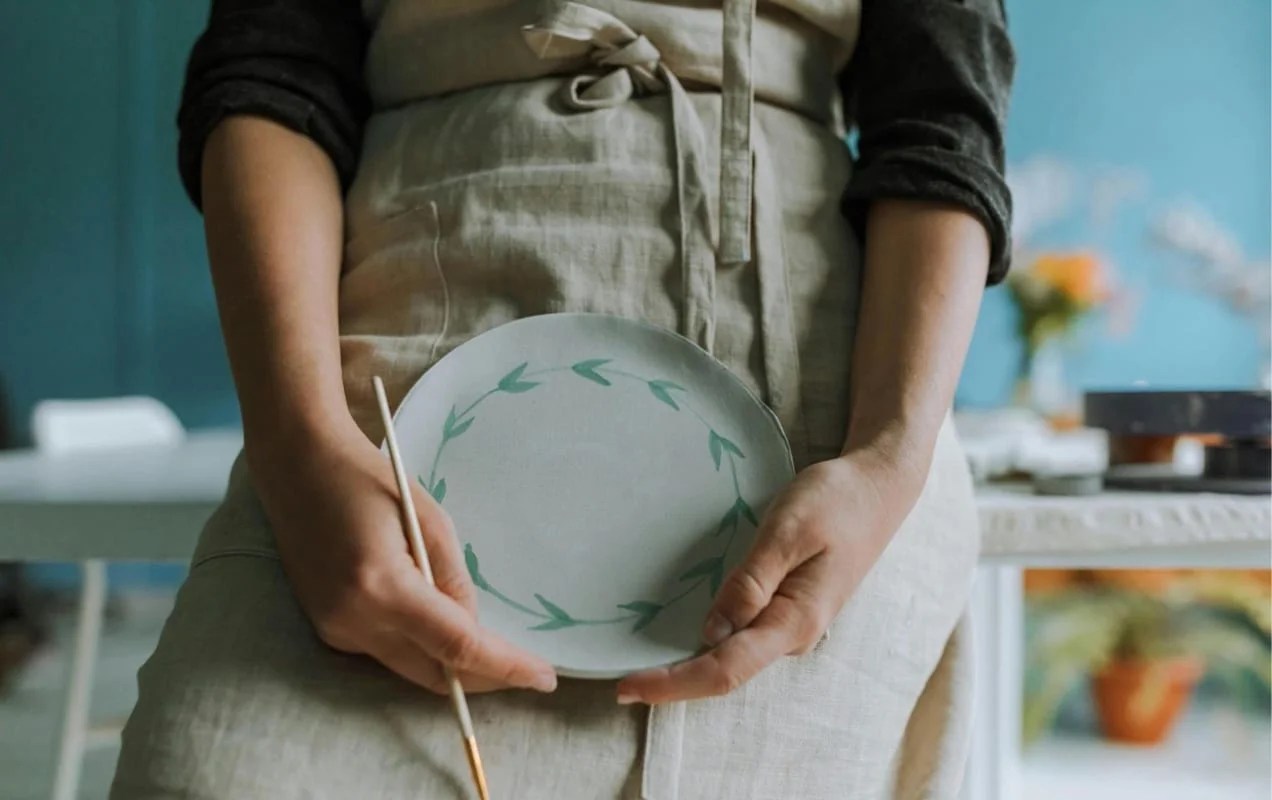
top-left (702, 521), bottom-right (804, 646)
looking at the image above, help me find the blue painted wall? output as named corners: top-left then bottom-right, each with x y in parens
top-left (958, 0), bottom-right (1271, 406)
top-left (0, 2), bottom-right (1268, 587)
top-left (2, 1), bottom-right (1267, 438)
top-left (0, 2), bottom-right (223, 588)
top-left (0, 1), bottom-right (235, 447)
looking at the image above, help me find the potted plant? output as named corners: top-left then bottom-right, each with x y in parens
top-left (1023, 575), bottom-right (1271, 746)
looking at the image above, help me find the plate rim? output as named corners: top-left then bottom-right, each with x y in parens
top-left (384, 311), bottom-right (795, 678)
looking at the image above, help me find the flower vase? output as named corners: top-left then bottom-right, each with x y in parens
top-left (1013, 339), bottom-right (1080, 426)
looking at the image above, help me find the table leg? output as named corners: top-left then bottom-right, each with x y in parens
top-left (52, 560), bottom-right (106, 800)
top-left (962, 565), bottom-right (1023, 800)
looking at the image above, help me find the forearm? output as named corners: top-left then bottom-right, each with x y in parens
top-left (201, 115), bottom-right (354, 464)
top-left (842, 199), bottom-right (988, 482)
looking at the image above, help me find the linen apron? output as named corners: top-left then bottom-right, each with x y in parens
top-left (113, 1), bottom-right (982, 798)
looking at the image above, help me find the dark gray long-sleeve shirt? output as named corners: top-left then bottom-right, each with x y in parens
top-left (179, 0), bottom-right (1015, 282)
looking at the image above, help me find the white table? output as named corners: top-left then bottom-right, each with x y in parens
top-left (0, 430), bottom-right (242, 561)
top-left (1, 431), bottom-right (1269, 800)
top-left (0, 430), bottom-right (242, 800)
top-left (967, 485), bottom-right (1270, 800)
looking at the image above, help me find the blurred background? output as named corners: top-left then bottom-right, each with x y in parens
top-left (0, 1), bottom-right (1268, 799)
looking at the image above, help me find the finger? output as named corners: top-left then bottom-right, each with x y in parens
top-left (620, 593), bottom-right (806, 704)
top-left (408, 483), bottom-right (479, 616)
top-left (703, 517), bottom-right (820, 645)
top-left (781, 557), bottom-right (838, 655)
top-left (368, 633), bottom-right (516, 695)
top-left (386, 572), bottom-right (558, 692)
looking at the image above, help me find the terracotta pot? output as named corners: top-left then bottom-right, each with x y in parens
top-left (1087, 569), bottom-right (1185, 595)
top-left (1092, 658), bottom-right (1203, 745)
top-left (1023, 569), bottom-right (1079, 595)
top-left (1109, 434), bottom-right (1179, 466)
top-left (1243, 569), bottom-right (1271, 593)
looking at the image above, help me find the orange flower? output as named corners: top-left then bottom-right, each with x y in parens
top-left (1030, 252), bottom-right (1106, 305)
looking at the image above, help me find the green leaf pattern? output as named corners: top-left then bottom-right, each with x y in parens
top-left (648, 379), bottom-right (685, 410)
top-left (436, 358), bottom-right (762, 633)
top-left (535, 593), bottom-right (574, 621)
top-left (716, 505), bottom-right (739, 536)
top-left (722, 438), bottom-right (745, 458)
top-left (709, 564), bottom-right (725, 596)
top-left (571, 358), bottom-right (613, 386)
top-left (443, 407), bottom-right (475, 440)
top-left (708, 430), bottom-right (724, 470)
top-left (679, 556), bottom-right (724, 582)
top-left (497, 362), bottom-right (541, 393)
top-left (618, 601), bottom-right (664, 632)
top-left (531, 618), bottom-right (577, 631)
top-left (464, 544), bottom-right (492, 592)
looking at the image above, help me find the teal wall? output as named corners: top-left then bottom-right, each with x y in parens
top-left (1, 2), bottom-right (224, 587)
top-left (1, 0), bottom-right (1268, 432)
top-left (0, 1), bottom-right (235, 447)
top-left (1, 1), bottom-right (1267, 590)
top-left (958, 0), bottom-right (1270, 405)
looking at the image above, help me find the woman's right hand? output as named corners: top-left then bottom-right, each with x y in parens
top-left (248, 419), bottom-right (559, 695)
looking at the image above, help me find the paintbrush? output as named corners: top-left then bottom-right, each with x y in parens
top-left (373, 376), bottom-right (491, 800)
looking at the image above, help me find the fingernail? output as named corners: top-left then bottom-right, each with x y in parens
top-left (703, 613), bottom-right (733, 646)
top-left (532, 671), bottom-right (558, 692)
top-left (617, 691), bottom-right (639, 705)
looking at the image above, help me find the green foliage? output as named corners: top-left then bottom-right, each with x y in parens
top-left (1009, 281), bottom-right (1087, 355)
top-left (1023, 585), bottom-right (1272, 743)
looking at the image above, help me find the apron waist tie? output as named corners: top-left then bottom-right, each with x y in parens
top-left (523, 2), bottom-right (718, 355)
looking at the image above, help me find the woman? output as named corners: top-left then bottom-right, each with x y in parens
top-left (113, 0), bottom-right (1013, 797)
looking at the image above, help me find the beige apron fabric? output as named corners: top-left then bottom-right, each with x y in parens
top-left (113, 2), bottom-right (982, 798)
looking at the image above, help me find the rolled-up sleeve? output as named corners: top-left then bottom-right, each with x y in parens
top-left (177, 0), bottom-right (371, 209)
top-left (840, 0), bottom-right (1016, 283)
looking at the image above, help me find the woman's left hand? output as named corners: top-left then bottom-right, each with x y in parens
top-left (616, 446), bottom-right (926, 705)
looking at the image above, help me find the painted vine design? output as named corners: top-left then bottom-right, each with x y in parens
top-left (421, 358), bottom-right (757, 633)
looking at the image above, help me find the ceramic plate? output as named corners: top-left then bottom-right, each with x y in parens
top-left (390, 313), bottom-right (793, 678)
